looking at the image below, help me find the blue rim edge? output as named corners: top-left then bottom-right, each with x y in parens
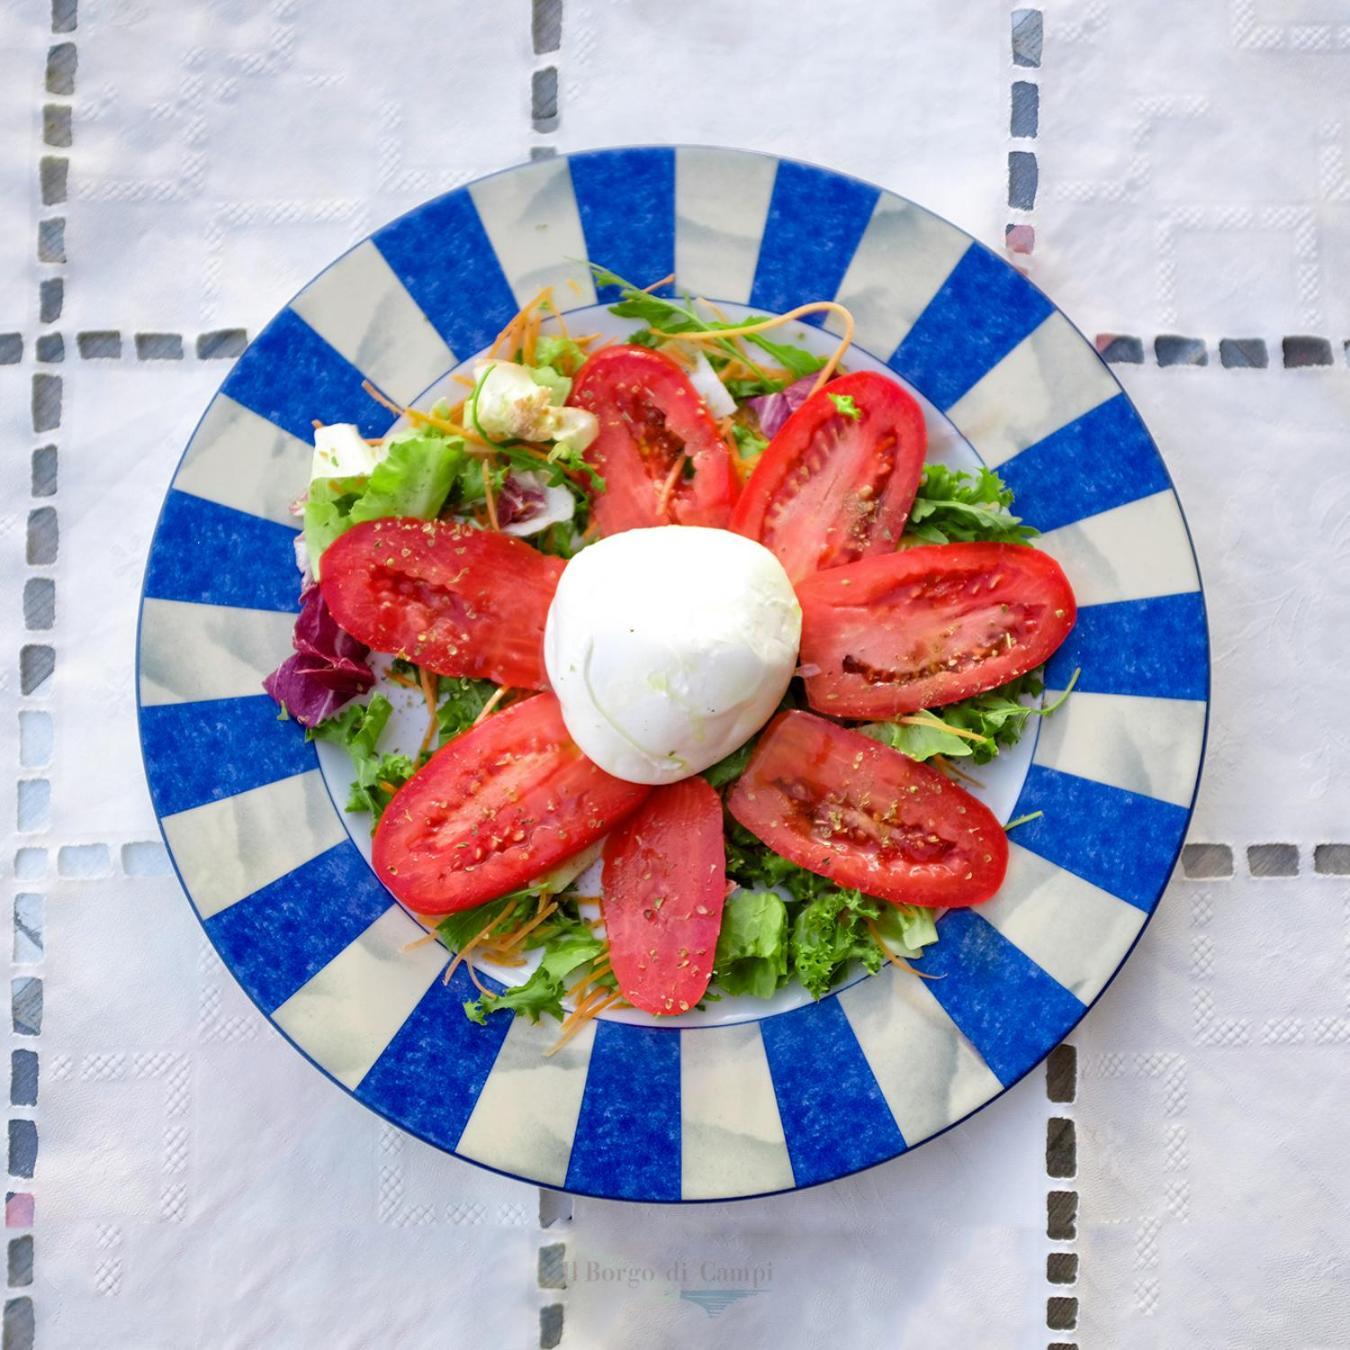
top-left (132, 143), bottom-right (1212, 1204)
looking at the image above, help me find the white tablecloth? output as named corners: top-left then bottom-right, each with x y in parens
top-left (4, 0), bottom-right (1348, 1345)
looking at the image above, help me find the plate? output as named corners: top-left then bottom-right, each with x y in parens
top-left (136, 147), bottom-right (1209, 1202)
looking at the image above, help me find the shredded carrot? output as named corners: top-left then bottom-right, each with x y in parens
top-left (932, 755), bottom-right (985, 789)
top-left (866, 918), bottom-right (942, 981)
top-left (402, 925), bottom-right (443, 953)
top-left (418, 666), bottom-right (440, 757)
top-left (492, 900), bottom-right (559, 956)
top-left (471, 685), bottom-right (509, 727)
top-left (548, 989), bottom-right (624, 1056)
top-left (897, 713), bottom-right (993, 745)
top-left (452, 372), bottom-right (476, 389)
top-left (481, 459), bottom-right (501, 529)
top-left (675, 301), bottom-right (855, 395)
top-left (442, 908), bottom-right (505, 986)
top-left (654, 453), bottom-right (687, 517)
top-left (385, 667), bottom-right (417, 689)
top-left (641, 272), bottom-right (676, 294)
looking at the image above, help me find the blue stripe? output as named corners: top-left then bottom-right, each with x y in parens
top-left (356, 962), bottom-right (514, 1151)
top-left (759, 998), bottom-right (905, 1187)
top-left (146, 491), bottom-right (302, 614)
top-left (748, 160), bottom-right (879, 323)
top-left (569, 148), bottom-right (676, 302)
top-left (1047, 593), bottom-right (1208, 701)
top-left (914, 909), bottom-right (1085, 1085)
top-left (564, 1020), bottom-right (681, 1201)
top-left (142, 695), bottom-right (314, 818)
top-left (374, 188), bottom-right (519, 357)
top-left (888, 243), bottom-right (1054, 409)
top-left (221, 308), bottom-right (391, 442)
top-left (998, 396), bottom-right (1172, 533)
top-left (1007, 764), bottom-right (1189, 912)
top-left (205, 843), bottom-right (391, 1012)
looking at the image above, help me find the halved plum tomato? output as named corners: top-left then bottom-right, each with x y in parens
top-left (320, 517), bottom-right (564, 689)
top-left (600, 777), bottom-right (726, 1016)
top-left (796, 541), bottom-right (1076, 719)
top-left (373, 693), bottom-right (649, 914)
top-left (730, 371), bottom-right (926, 583)
top-left (569, 344), bottom-right (737, 535)
top-left (727, 711), bottom-right (1007, 908)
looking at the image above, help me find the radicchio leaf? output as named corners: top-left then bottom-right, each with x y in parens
top-left (746, 374), bottom-right (819, 439)
top-left (263, 584), bottom-right (374, 727)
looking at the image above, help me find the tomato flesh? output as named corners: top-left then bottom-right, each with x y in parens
top-left (319, 517), bottom-right (564, 689)
top-left (727, 710), bottom-right (1007, 908)
top-left (600, 777), bottom-right (726, 1015)
top-left (731, 371), bottom-right (926, 583)
top-left (372, 693), bottom-right (649, 914)
top-left (570, 344), bottom-right (737, 534)
top-left (796, 542), bottom-right (1076, 719)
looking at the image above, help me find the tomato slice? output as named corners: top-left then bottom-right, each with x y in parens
top-left (570, 344), bottom-right (737, 535)
top-left (600, 777), bottom-right (726, 1016)
top-left (727, 711), bottom-right (1007, 908)
top-left (796, 542), bottom-right (1076, 718)
top-left (730, 371), bottom-right (926, 583)
top-left (319, 518), bottom-right (564, 689)
top-left (373, 693), bottom-right (649, 914)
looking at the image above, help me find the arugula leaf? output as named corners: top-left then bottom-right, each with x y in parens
top-left (714, 890), bottom-right (789, 998)
top-left (905, 463), bottom-right (1038, 545)
top-left (592, 263), bottom-right (823, 394)
top-left (858, 666), bottom-right (1080, 766)
top-left (434, 675), bottom-right (497, 748)
top-left (308, 694), bottom-right (415, 821)
top-left (828, 392), bottom-right (861, 421)
top-left (435, 896), bottom-right (521, 952)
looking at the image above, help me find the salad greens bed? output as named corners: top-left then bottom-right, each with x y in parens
top-left (294, 272), bottom-right (1074, 1026)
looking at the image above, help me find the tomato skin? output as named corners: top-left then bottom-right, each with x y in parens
top-left (796, 542), bottom-right (1077, 719)
top-left (730, 371), bottom-right (926, 583)
top-left (727, 711), bottom-right (1007, 908)
top-left (570, 344), bottom-right (737, 535)
top-left (319, 518), bottom-right (564, 689)
top-left (372, 694), bottom-right (649, 914)
top-left (600, 778), bottom-right (726, 1015)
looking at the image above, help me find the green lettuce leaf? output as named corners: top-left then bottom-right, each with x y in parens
top-left (348, 433), bottom-right (462, 525)
top-left (308, 694), bottom-right (415, 821)
top-left (714, 890), bottom-right (789, 998)
top-left (789, 888), bottom-right (885, 999)
top-left (905, 463), bottom-right (1038, 545)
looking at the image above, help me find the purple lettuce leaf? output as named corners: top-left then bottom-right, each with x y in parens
top-left (746, 374), bottom-right (820, 439)
top-left (263, 584), bottom-right (374, 728)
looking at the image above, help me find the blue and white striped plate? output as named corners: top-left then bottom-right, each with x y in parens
top-left (137, 147), bottom-right (1208, 1202)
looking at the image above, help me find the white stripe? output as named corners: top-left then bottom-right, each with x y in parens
top-left (272, 906), bottom-right (445, 1090)
top-left (162, 770), bottom-right (346, 920)
top-left (979, 844), bottom-right (1147, 1003)
top-left (833, 196), bottom-right (969, 359)
top-left (174, 394), bottom-right (310, 528)
top-left (290, 240), bottom-right (456, 406)
top-left (1035, 490), bottom-right (1200, 607)
top-left (674, 147), bottom-right (777, 303)
top-left (946, 312), bottom-right (1120, 469)
top-left (837, 967), bottom-right (1001, 1145)
top-left (455, 1014), bottom-right (596, 1186)
top-left (471, 157), bottom-right (598, 310)
top-left (1034, 690), bottom-right (1206, 808)
top-left (139, 599), bottom-right (297, 707)
top-left (680, 1024), bottom-right (792, 1199)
